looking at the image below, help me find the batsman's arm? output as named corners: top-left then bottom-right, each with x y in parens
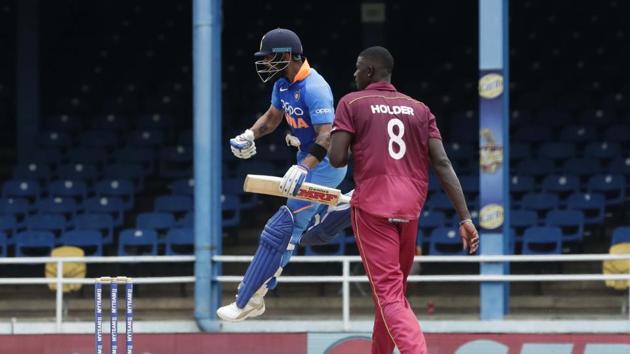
top-left (428, 138), bottom-right (472, 221)
top-left (301, 124), bottom-right (332, 169)
top-left (249, 104), bottom-right (285, 139)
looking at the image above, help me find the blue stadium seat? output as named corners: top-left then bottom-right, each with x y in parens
top-left (0, 232), bottom-right (7, 257)
top-left (610, 157), bottom-right (630, 178)
top-left (36, 197), bottom-right (78, 222)
top-left (79, 130), bottom-right (119, 150)
top-left (459, 176), bottom-right (479, 199)
top-left (172, 178), bottom-right (194, 195)
top-left (177, 212), bottom-right (194, 228)
top-left (22, 148), bottom-right (63, 167)
top-left (154, 195), bottom-right (193, 216)
top-left (257, 143), bottom-right (294, 165)
top-left (587, 174), bottom-right (626, 206)
top-left (510, 143), bottom-right (531, 162)
top-left (222, 177), bottom-right (258, 210)
top-left (13, 163), bottom-right (52, 182)
top-left (583, 142), bottom-right (620, 161)
top-left (177, 130), bottom-right (192, 146)
top-left (57, 164), bottom-right (99, 186)
top-left (566, 193), bottom-right (606, 225)
top-left (559, 125), bottom-right (599, 144)
top-left (126, 130), bottom-right (165, 148)
top-left (93, 114), bottom-right (129, 132)
top-left (2, 179), bottom-right (41, 207)
top-left (563, 158), bottom-right (602, 179)
top-left (514, 125), bottom-right (552, 143)
top-left (428, 227), bottom-right (466, 255)
top-left (67, 147), bottom-right (109, 167)
top-left (520, 193), bottom-right (559, 219)
top-left (165, 228), bottom-right (194, 255)
top-left (537, 142), bottom-right (576, 162)
top-left (61, 230), bottom-right (104, 256)
top-left (15, 231), bottom-right (56, 257)
top-left (47, 180), bottom-right (88, 203)
top-left (545, 210), bottom-right (585, 245)
top-left (510, 176), bottom-right (535, 206)
top-left (445, 142), bottom-right (473, 162)
top-left (38, 131), bottom-right (72, 151)
top-left (0, 198), bottom-right (29, 228)
top-left (47, 114), bottom-right (82, 133)
top-left (510, 209), bottom-right (538, 245)
top-left (113, 147), bottom-right (155, 175)
top-left (83, 197), bottom-right (125, 226)
top-left (159, 145), bottom-right (193, 178)
top-left (73, 213), bottom-right (114, 244)
top-left (136, 212), bottom-right (176, 238)
top-left (26, 214), bottom-right (67, 240)
top-left (222, 194), bottom-right (241, 228)
top-left (541, 175), bottom-right (581, 203)
top-left (104, 163), bottom-right (146, 191)
top-left (516, 159), bottom-right (555, 178)
top-left (138, 113), bottom-right (174, 130)
top-left (95, 179), bottom-right (134, 210)
top-left (521, 227), bottom-right (562, 255)
top-left (0, 215), bottom-right (17, 243)
top-left (611, 227), bottom-right (630, 246)
top-left (118, 229), bottom-right (158, 256)
top-left (427, 193), bottom-right (452, 212)
top-left (418, 210), bottom-right (446, 248)
top-left (604, 124), bottom-right (630, 144)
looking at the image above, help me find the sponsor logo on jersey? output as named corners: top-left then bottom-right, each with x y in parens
top-left (314, 107), bottom-right (333, 115)
top-left (370, 104), bottom-right (414, 115)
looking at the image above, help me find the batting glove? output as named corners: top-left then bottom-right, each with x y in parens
top-left (285, 133), bottom-right (301, 148)
top-left (230, 129), bottom-right (256, 159)
top-left (279, 164), bottom-right (309, 196)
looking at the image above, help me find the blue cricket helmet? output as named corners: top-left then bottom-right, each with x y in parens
top-left (254, 28), bottom-right (303, 83)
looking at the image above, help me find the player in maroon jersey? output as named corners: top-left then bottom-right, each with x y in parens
top-left (328, 46), bottom-right (479, 354)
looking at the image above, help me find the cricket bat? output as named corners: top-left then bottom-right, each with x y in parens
top-left (243, 174), bottom-right (350, 206)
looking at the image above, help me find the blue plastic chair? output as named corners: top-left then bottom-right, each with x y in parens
top-left (445, 142), bottom-right (474, 161)
top-left (22, 148), bottom-right (63, 167)
top-left (118, 229), bottom-right (158, 256)
top-left (73, 213), bottom-right (114, 244)
top-left (0, 198), bottom-right (29, 228)
top-left (154, 195), bottom-right (193, 215)
top-left (159, 146), bottom-right (193, 178)
top-left (510, 143), bottom-right (531, 162)
top-left (521, 227), bottom-right (562, 255)
top-left (13, 163), bottom-right (52, 182)
top-left (567, 193), bottom-right (606, 225)
top-left (587, 174), bottom-right (626, 206)
top-left (83, 197), bottom-right (125, 227)
top-left (36, 197), bottom-right (78, 222)
top-left (537, 142), bottom-right (576, 161)
top-left (610, 157), bottom-right (630, 177)
top-left (136, 212), bottom-right (176, 240)
top-left (138, 113), bottom-right (174, 130)
top-left (2, 179), bottom-right (41, 207)
top-left (541, 175), bottom-right (580, 203)
top-left (126, 130), bottom-right (165, 148)
top-left (427, 193), bottom-right (453, 213)
top-left (47, 180), bottom-right (88, 203)
top-left (545, 210), bottom-right (585, 244)
top-left (57, 164), bottom-right (99, 186)
top-left (47, 114), bottom-right (82, 133)
top-left (15, 231), bottom-right (56, 257)
top-left (95, 179), bottom-right (135, 210)
top-left (165, 228), bottom-right (194, 255)
top-left (418, 210), bottom-right (446, 248)
top-left (0, 215), bottom-right (17, 242)
top-left (611, 227), bottom-right (630, 246)
top-left (510, 209), bottom-right (538, 245)
top-left (93, 114), bottom-right (129, 132)
top-left (37, 131), bottom-right (72, 150)
top-left (559, 125), bottom-right (599, 144)
top-left (584, 142), bottom-right (620, 161)
top-left (79, 130), bottom-right (118, 150)
top-left (520, 193), bottom-right (559, 219)
top-left (26, 214), bottom-right (67, 239)
top-left (459, 176), bottom-right (479, 199)
top-left (67, 147), bottom-right (109, 167)
top-left (510, 176), bottom-right (535, 207)
top-left (0, 232), bottom-right (7, 257)
top-left (113, 147), bottom-right (155, 175)
top-left (514, 125), bottom-right (552, 143)
top-left (177, 212), bottom-right (194, 228)
top-left (61, 230), bottom-right (104, 256)
top-left (428, 227), bottom-right (466, 256)
top-left (222, 194), bottom-right (241, 228)
top-left (104, 163), bottom-right (146, 192)
top-left (563, 158), bottom-right (602, 179)
top-left (604, 124), bottom-right (630, 143)
top-left (516, 159), bottom-right (555, 178)
top-left (223, 177), bottom-right (258, 210)
top-left (172, 178), bottom-right (194, 196)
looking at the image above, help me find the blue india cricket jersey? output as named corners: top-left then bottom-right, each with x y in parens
top-left (271, 60), bottom-right (334, 153)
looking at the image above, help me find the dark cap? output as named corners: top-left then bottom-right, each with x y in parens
top-left (254, 28), bottom-right (303, 57)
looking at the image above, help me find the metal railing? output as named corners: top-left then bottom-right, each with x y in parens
top-left (0, 254), bottom-right (629, 332)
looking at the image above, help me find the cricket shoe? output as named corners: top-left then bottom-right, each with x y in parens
top-left (217, 287), bottom-right (266, 322)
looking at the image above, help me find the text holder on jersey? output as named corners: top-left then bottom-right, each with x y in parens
top-left (243, 174), bottom-right (350, 205)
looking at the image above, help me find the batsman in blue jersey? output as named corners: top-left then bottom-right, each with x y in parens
top-left (217, 28), bottom-right (347, 321)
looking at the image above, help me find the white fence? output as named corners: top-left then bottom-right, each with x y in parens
top-left (0, 254), bottom-right (629, 332)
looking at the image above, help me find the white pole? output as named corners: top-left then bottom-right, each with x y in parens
top-left (55, 259), bottom-right (63, 332)
top-left (342, 260), bottom-right (350, 331)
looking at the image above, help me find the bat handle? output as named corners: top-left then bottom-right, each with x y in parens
top-left (338, 194), bottom-right (351, 205)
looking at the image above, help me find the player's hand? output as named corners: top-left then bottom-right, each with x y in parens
top-left (285, 133), bottom-right (301, 148)
top-left (459, 219), bottom-right (479, 254)
top-left (230, 129), bottom-right (256, 159)
top-left (279, 164), bottom-right (309, 196)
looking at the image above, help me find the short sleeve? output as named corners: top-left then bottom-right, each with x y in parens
top-left (270, 81), bottom-right (284, 111)
top-left (332, 98), bottom-right (355, 134)
top-left (427, 105), bottom-right (442, 140)
top-left (305, 83), bottom-right (335, 125)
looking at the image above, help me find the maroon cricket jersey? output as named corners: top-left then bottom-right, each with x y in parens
top-left (332, 82), bottom-right (442, 219)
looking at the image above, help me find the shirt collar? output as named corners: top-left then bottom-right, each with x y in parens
top-left (364, 81), bottom-right (397, 91)
top-left (292, 59), bottom-right (311, 83)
